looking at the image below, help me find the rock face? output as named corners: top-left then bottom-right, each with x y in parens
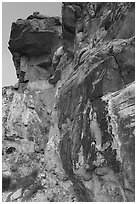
top-left (2, 3), bottom-right (135, 202)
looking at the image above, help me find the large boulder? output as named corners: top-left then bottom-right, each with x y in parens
top-left (9, 15), bottom-right (62, 56)
top-left (8, 14), bottom-right (62, 84)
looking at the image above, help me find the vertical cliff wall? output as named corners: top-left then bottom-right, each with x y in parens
top-left (2, 3), bottom-right (135, 202)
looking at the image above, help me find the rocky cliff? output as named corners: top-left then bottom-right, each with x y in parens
top-left (2, 3), bottom-right (135, 202)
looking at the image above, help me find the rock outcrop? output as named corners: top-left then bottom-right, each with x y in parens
top-left (2, 2), bottom-right (135, 202)
top-left (9, 13), bottom-right (62, 86)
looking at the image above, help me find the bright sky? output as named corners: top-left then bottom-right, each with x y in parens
top-left (2, 2), bottom-right (62, 87)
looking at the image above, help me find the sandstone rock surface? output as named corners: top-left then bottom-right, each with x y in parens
top-left (3, 2), bottom-right (135, 202)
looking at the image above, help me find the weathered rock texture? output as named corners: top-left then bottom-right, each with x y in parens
top-left (2, 2), bottom-right (135, 202)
